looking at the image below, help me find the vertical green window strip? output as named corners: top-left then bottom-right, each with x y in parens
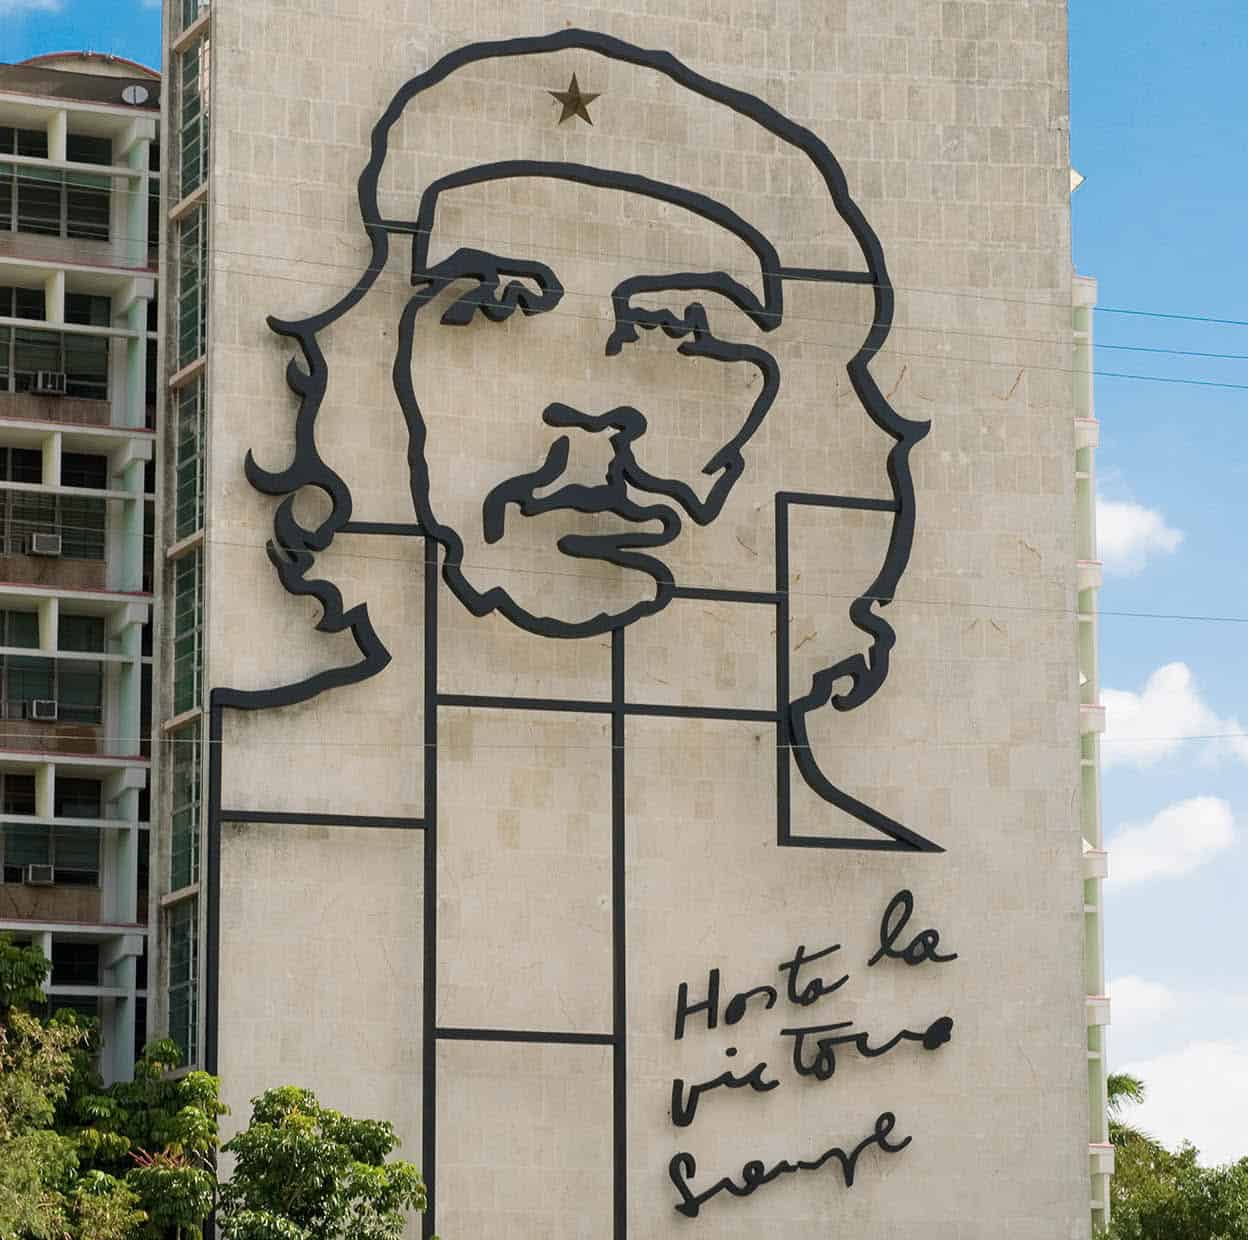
top-left (175, 378), bottom-right (205, 540)
top-left (172, 549), bottom-right (203, 716)
top-left (167, 897), bottom-right (198, 1065)
top-left (176, 209), bottom-right (207, 369)
top-left (169, 719), bottom-right (201, 890)
top-left (178, 38), bottom-right (209, 201)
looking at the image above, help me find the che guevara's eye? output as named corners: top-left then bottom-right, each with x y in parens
top-left (416, 249), bottom-right (564, 328)
top-left (438, 274), bottom-right (564, 327)
top-left (606, 301), bottom-right (709, 356)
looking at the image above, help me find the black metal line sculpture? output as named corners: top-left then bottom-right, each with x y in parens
top-left (204, 30), bottom-right (937, 1238)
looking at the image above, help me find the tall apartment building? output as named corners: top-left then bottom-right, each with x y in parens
top-left (0, 52), bottom-right (159, 1084)
top-left (156, 3), bottom-right (1111, 1236)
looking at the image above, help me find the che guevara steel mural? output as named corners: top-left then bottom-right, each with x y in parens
top-left (203, 29), bottom-right (946, 1238)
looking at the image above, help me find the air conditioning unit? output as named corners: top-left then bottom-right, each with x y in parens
top-left (29, 533), bottom-right (62, 557)
top-left (28, 699), bottom-right (58, 722)
top-left (32, 370), bottom-right (67, 396)
top-left (24, 863), bottom-right (54, 885)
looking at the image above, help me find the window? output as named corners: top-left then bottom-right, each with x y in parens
top-left (64, 173), bottom-right (111, 241)
top-left (61, 452), bottom-right (107, 489)
top-left (2, 772), bottom-right (35, 814)
top-left (0, 448), bottom-right (41, 484)
top-left (58, 613), bottom-right (105, 653)
top-left (176, 208), bottom-right (207, 368)
top-left (179, 0), bottom-right (210, 30)
top-left (2, 653), bottom-right (52, 716)
top-left (178, 37), bottom-right (210, 200)
top-left (175, 377), bottom-right (205, 539)
top-left (0, 324), bottom-right (109, 400)
top-left (65, 134), bottom-right (112, 167)
top-left (167, 897), bottom-right (198, 1065)
top-left (0, 127), bottom-right (49, 158)
top-left (0, 447), bottom-right (107, 560)
top-left (0, 129), bottom-right (48, 236)
top-left (146, 144), bottom-right (160, 265)
top-left (0, 610), bottom-right (40, 648)
top-left (146, 339), bottom-right (158, 412)
top-left (0, 653), bottom-right (102, 724)
top-left (170, 719), bottom-right (200, 890)
top-left (0, 475), bottom-right (106, 559)
top-left (2, 823), bottom-right (100, 884)
top-left (61, 331), bottom-right (110, 401)
top-left (0, 165), bottom-right (111, 243)
top-left (133, 996), bottom-right (147, 1063)
top-left (64, 294), bottom-right (111, 327)
top-left (52, 940), bottom-right (99, 986)
top-left (0, 286), bottom-right (46, 319)
top-left (57, 660), bottom-right (103, 724)
top-left (2, 823), bottom-right (48, 877)
top-left (172, 549), bottom-right (203, 715)
top-left (54, 777), bottom-right (101, 819)
top-left (0, 490), bottom-right (106, 559)
top-left (58, 493), bottom-right (107, 560)
top-left (13, 170), bottom-right (61, 235)
top-left (47, 995), bottom-right (97, 1022)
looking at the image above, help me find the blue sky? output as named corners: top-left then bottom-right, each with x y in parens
top-left (1072, 0), bottom-right (1248, 1164)
top-left (3, 0), bottom-right (1244, 1164)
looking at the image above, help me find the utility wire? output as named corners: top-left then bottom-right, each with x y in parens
top-left (195, 254), bottom-right (1248, 393)
top-left (0, 512), bottom-right (1229, 627)
top-left (10, 195), bottom-right (1248, 358)
top-left (0, 731), bottom-right (1244, 751)
top-left (149, 529), bottom-right (1248, 626)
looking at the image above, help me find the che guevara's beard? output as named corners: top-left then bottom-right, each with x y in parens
top-left (480, 434), bottom-right (684, 564)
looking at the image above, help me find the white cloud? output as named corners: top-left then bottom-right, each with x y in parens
top-left (1107, 796), bottom-right (1235, 886)
top-left (1102, 662), bottom-right (1248, 769)
top-left (1121, 1042), bottom-right (1248, 1165)
top-left (1096, 496), bottom-right (1183, 575)
top-left (1110, 976), bottom-right (1178, 1032)
top-left (0, 0), bottom-right (62, 14)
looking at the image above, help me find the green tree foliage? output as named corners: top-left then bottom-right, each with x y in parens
top-left (3, 936), bottom-right (428, 1240)
top-left (0, 934), bottom-right (221, 1240)
top-left (65, 1036), bottom-right (223, 1237)
top-left (1108, 1072), bottom-right (1155, 1150)
top-left (0, 934), bottom-right (89, 1239)
top-left (218, 1087), bottom-right (428, 1240)
top-left (1103, 1073), bottom-right (1248, 1240)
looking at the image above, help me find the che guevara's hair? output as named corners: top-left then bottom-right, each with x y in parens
top-left (223, 30), bottom-right (930, 766)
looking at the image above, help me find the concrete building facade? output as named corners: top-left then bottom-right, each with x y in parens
top-left (0, 51), bottom-right (158, 1084)
top-left (156, 1), bottom-right (1109, 1235)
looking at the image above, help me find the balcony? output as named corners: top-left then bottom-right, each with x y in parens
top-left (0, 768), bottom-right (147, 926)
top-left (0, 876), bottom-right (101, 922)
top-left (0, 390), bottom-right (111, 427)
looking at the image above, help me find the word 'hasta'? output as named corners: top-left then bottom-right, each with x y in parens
top-left (673, 889), bottom-right (955, 1041)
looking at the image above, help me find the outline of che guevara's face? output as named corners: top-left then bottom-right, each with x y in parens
top-left (392, 169), bottom-right (794, 640)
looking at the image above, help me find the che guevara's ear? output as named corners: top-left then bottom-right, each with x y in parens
top-left (213, 319), bottom-right (392, 713)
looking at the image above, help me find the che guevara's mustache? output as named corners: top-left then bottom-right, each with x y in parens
top-left (481, 432), bottom-right (683, 549)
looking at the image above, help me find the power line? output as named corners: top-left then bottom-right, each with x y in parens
top-left (139, 530), bottom-right (1248, 626)
top-left (9, 188), bottom-right (1248, 358)
top-left (0, 516), bottom-right (1245, 626)
top-left (199, 253), bottom-right (1248, 393)
top-left (0, 730), bottom-right (1242, 750)
top-left (189, 194), bottom-right (1248, 330)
